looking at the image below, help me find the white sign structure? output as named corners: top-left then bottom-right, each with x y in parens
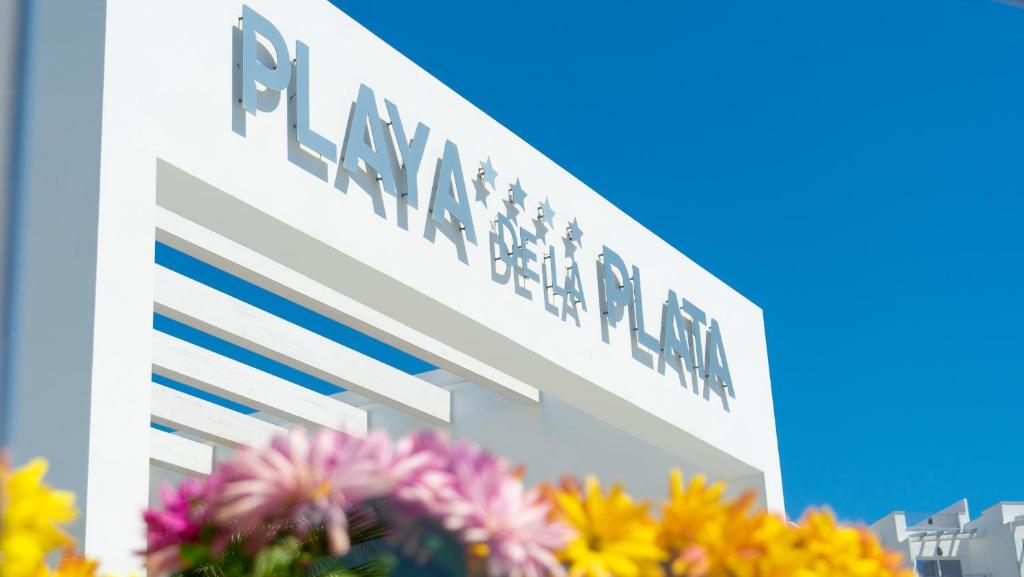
top-left (3, 1), bottom-right (783, 572)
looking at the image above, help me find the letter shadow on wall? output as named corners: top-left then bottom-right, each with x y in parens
top-left (286, 60), bottom-right (329, 182)
top-left (231, 25), bottom-right (281, 137)
top-left (381, 126), bottom-right (412, 231)
top-left (502, 198), bottom-right (522, 223)
top-left (560, 288), bottom-right (582, 327)
top-left (654, 302), bottom-right (691, 392)
top-left (513, 269), bottom-right (532, 301)
top-left (334, 102), bottom-right (394, 222)
top-left (530, 217), bottom-right (549, 243)
top-left (471, 179), bottom-right (491, 211)
top-left (489, 230), bottom-right (513, 285)
top-left (595, 255), bottom-right (630, 345)
top-left (596, 256), bottom-right (611, 344)
top-left (703, 367), bottom-right (732, 412)
top-left (628, 307), bottom-right (655, 370)
top-left (541, 258), bottom-right (560, 319)
top-left (423, 159), bottom-right (470, 265)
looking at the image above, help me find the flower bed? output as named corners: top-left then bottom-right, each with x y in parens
top-left (2, 429), bottom-right (911, 577)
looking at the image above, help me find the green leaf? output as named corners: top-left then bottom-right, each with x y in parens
top-left (254, 536), bottom-right (302, 577)
top-left (179, 542), bottom-right (211, 567)
top-left (341, 558), bottom-right (393, 577)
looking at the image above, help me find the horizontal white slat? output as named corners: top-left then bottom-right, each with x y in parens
top-left (418, 368), bottom-right (469, 387)
top-left (155, 207), bottom-right (538, 403)
top-left (149, 428), bottom-right (213, 475)
top-left (330, 369), bottom-right (464, 409)
top-left (153, 264), bottom-right (450, 423)
top-left (151, 383), bottom-right (284, 448)
top-left (152, 331), bottom-right (366, 434)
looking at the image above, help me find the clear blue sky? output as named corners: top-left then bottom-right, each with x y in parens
top-left (323, 0), bottom-right (1023, 523)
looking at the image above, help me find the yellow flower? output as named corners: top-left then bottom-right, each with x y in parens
top-left (794, 510), bottom-right (911, 577)
top-left (659, 470), bottom-right (807, 577)
top-left (553, 476), bottom-right (665, 577)
top-left (49, 554), bottom-right (99, 577)
top-left (659, 469), bottom-right (770, 577)
top-left (1, 458), bottom-right (79, 577)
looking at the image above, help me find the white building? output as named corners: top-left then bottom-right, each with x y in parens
top-left (1, 1), bottom-right (783, 573)
top-left (872, 500), bottom-right (1024, 577)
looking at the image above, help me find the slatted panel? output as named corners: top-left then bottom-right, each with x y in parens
top-left (152, 331), bottom-right (367, 434)
top-left (149, 428), bottom-right (213, 475)
top-left (153, 264), bottom-right (451, 423)
top-left (155, 206), bottom-right (539, 403)
top-left (151, 383), bottom-right (284, 448)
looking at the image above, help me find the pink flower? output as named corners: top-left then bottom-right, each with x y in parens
top-left (142, 429), bottom-right (572, 577)
top-left (471, 484), bottom-right (573, 577)
top-left (143, 474), bottom-right (222, 576)
top-left (400, 434), bottom-right (574, 577)
top-left (387, 431), bottom-right (458, 514)
top-left (214, 428), bottom-right (393, 555)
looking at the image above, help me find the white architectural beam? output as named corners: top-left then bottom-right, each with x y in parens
top-left (149, 429), bottom-right (213, 476)
top-left (152, 331), bottom-right (366, 434)
top-left (155, 205), bottom-right (539, 403)
top-left (153, 265), bottom-right (450, 424)
top-left (150, 382), bottom-right (284, 448)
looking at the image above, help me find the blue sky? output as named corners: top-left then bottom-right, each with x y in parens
top-left (324, 0), bottom-right (1024, 523)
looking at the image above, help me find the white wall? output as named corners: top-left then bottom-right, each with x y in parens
top-left (364, 370), bottom-right (765, 505)
top-left (874, 502), bottom-right (1024, 577)
top-left (975, 503), bottom-right (1024, 577)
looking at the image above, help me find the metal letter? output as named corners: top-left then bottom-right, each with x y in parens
top-left (659, 290), bottom-right (696, 378)
top-left (342, 84), bottom-right (398, 196)
top-left (518, 227), bottom-right (540, 283)
top-left (545, 246), bottom-right (566, 296)
top-left (241, 5), bottom-right (291, 114)
top-left (384, 98), bottom-right (429, 208)
top-left (682, 298), bottom-right (707, 374)
top-left (294, 41), bottom-right (336, 159)
top-left (629, 266), bottom-right (660, 352)
top-left (565, 260), bottom-right (586, 310)
top-left (429, 140), bottom-right (477, 244)
top-left (705, 319), bottom-right (734, 397)
top-left (494, 213), bottom-right (518, 268)
top-left (600, 246), bottom-right (631, 327)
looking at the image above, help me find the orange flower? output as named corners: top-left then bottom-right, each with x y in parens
top-left (659, 470), bottom-right (785, 577)
top-left (793, 510), bottom-right (911, 577)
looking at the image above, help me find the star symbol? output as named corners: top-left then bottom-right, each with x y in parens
top-left (478, 157), bottom-right (498, 189)
top-left (473, 179), bottom-right (491, 207)
top-left (508, 178), bottom-right (527, 209)
top-left (539, 197), bottom-right (556, 227)
top-left (567, 217), bottom-right (584, 246)
top-left (561, 232), bottom-right (578, 259)
top-left (531, 216), bottom-right (550, 242)
top-left (503, 199), bottom-right (522, 222)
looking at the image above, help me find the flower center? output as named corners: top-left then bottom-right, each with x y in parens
top-left (311, 480), bottom-right (331, 500)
